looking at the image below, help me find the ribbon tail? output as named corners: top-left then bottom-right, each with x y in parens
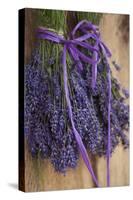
top-left (62, 45), bottom-right (99, 187)
top-left (73, 127), bottom-right (99, 187)
top-left (107, 65), bottom-right (111, 187)
top-left (92, 50), bottom-right (98, 89)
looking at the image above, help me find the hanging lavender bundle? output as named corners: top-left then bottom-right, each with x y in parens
top-left (24, 14), bottom-right (129, 187)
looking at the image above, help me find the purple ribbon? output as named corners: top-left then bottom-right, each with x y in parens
top-left (37, 20), bottom-right (112, 187)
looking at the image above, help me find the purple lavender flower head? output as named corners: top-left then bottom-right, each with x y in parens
top-left (122, 88), bottom-right (129, 98)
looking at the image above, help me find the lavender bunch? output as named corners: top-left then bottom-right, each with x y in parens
top-left (24, 49), bottom-right (52, 158)
top-left (47, 72), bottom-right (79, 172)
top-left (84, 60), bottom-right (129, 154)
top-left (51, 130), bottom-right (79, 173)
top-left (24, 45), bottom-right (129, 173)
top-left (69, 69), bottom-right (103, 155)
top-left (25, 55), bottom-right (80, 173)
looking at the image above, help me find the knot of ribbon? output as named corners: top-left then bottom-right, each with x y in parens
top-left (37, 20), bottom-right (112, 187)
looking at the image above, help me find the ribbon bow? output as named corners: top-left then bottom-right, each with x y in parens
top-left (37, 20), bottom-right (112, 187)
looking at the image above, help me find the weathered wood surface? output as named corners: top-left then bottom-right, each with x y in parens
top-left (24, 9), bottom-right (129, 192)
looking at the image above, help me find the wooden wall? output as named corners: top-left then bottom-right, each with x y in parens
top-left (22, 9), bottom-right (129, 192)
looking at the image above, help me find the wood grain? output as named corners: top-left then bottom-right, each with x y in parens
top-left (23, 9), bottom-right (129, 192)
